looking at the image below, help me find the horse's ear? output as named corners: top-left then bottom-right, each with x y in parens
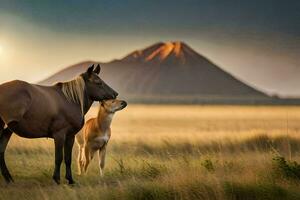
top-left (94, 64), bottom-right (101, 74)
top-left (87, 64), bottom-right (94, 75)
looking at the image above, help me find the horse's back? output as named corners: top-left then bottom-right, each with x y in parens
top-left (0, 80), bottom-right (30, 98)
top-left (0, 80), bottom-right (60, 124)
top-left (0, 80), bottom-right (33, 124)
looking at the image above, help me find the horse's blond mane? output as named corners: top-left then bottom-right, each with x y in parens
top-left (60, 76), bottom-right (85, 116)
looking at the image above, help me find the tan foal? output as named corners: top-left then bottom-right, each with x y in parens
top-left (76, 99), bottom-right (127, 175)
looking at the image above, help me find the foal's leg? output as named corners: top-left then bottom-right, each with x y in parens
top-left (77, 146), bottom-right (83, 175)
top-left (83, 146), bottom-right (91, 173)
top-left (0, 128), bottom-right (13, 183)
top-left (80, 148), bottom-right (85, 175)
top-left (98, 146), bottom-right (107, 176)
top-left (64, 134), bottom-right (75, 184)
top-left (52, 133), bottom-right (66, 184)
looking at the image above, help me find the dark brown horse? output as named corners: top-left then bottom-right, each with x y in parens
top-left (0, 64), bottom-right (118, 184)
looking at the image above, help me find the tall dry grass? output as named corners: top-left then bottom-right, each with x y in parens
top-left (1, 105), bottom-right (300, 200)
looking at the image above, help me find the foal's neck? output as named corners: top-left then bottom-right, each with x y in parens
top-left (97, 106), bottom-right (114, 131)
top-left (84, 98), bottom-right (94, 114)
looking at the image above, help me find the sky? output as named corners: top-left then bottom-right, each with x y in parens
top-left (0, 0), bottom-right (299, 96)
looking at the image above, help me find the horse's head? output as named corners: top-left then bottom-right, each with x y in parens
top-left (81, 64), bottom-right (118, 101)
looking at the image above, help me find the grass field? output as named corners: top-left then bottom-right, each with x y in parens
top-left (1, 105), bottom-right (300, 200)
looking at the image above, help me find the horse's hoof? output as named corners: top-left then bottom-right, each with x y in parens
top-left (4, 179), bottom-right (11, 184)
top-left (3, 175), bottom-right (14, 184)
top-left (53, 177), bottom-right (60, 185)
top-left (68, 179), bottom-right (75, 185)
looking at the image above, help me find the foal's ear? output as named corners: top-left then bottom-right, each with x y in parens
top-left (87, 64), bottom-right (94, 75)
top-left (99, 101), bottom-right (104, 107)
top-left (94, 64), bottom-right (101, 75)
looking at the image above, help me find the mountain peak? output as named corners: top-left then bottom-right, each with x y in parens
top-left (40, 41), bottom-right (268, 102)
top-left (145, 41), bottom-right (182, 61)
top-left (122, 41), bottom-right (199, 64)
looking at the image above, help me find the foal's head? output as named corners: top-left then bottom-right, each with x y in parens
top-left (101, 99), bottom-right (127, 113)
top-left (81, 64), bottom-right (118, 101)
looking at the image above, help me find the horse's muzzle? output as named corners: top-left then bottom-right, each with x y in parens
top-left (112, 91), bottom-right (118, 99)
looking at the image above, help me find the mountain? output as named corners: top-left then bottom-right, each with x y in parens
top-left (40, 41), bottom-right (271, 104)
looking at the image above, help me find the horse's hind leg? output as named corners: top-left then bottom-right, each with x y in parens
top-left (0, 127), bottom-right (13, 183)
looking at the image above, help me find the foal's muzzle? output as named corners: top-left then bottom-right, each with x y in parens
top-left (121, 100), bottom-right (127, 109)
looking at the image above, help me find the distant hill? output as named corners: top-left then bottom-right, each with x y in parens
top-left (40, 41), bottom-right (282, 104)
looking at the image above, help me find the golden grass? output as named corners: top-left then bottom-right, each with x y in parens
top-left (1, 105), bottom-right (300, 200)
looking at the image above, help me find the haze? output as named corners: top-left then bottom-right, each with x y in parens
top-left (0, 0), bottom-right (299, 96)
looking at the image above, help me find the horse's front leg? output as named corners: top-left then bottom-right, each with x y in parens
top-left (64, 134), bottom-right (75, 184)
top-left (53, 132), bottom-right (66, 184)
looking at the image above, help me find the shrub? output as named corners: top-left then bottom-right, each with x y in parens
top-left (272, 155), bottom-right (300, 181)
top-left (201, 159), bottom-right (215, 172)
